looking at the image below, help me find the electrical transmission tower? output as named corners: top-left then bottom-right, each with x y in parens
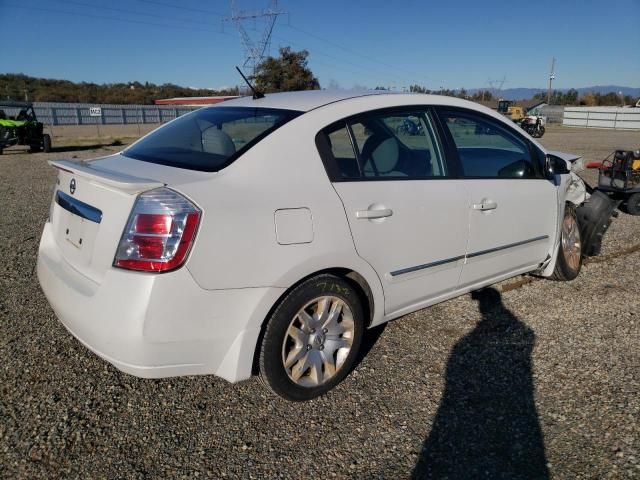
top-left (487, 75), bottom-right (507, 98)
top-left (224, 0), bottom-right (286, 76)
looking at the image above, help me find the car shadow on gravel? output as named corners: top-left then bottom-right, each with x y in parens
top-left (412, 288), bottom-right (549, 479)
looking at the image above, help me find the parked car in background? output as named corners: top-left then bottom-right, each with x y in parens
top-left (38, 91), bottom-right (612, 401)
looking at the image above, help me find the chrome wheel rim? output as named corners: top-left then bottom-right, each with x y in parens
top-left (561, 214), bottom-right (581, 271)
top-left (282, 296), bottom-right (355, 387)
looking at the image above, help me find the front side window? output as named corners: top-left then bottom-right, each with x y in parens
top-left (440, 110), bottom-right (538, 179)
top-left (319, 109), bottom-right (447, 181)
top-left (124, 107), bottom-right (300, 172)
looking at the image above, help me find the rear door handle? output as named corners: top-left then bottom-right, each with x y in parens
top-left (355, 208), bottom-right (393, 219)
top-left (472, 201), bottom-right (498, 211)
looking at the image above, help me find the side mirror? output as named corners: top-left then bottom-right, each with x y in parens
top-left (545, 154), bottom-right (570, 177)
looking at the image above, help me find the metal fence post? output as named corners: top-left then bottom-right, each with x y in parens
top-left (76, 108), bottom-right (81, 125)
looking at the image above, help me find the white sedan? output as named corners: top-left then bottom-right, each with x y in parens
top-left (38, 91), bottom-right (608, 401)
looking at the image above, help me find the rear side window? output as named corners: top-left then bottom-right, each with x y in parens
top-left (440, 110), bottom-right (539, 179)
top-left (318, 108), bottom-right (447, 181)
top-left (124, 107), bottom-right (300, 172)
top-left (326, 125), bottom-right (360, 180)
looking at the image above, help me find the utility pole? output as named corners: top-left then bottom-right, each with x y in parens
top-left (224, 1), bottom-right (286, 77)
top-left (547, 57), bottom-right (556, 104)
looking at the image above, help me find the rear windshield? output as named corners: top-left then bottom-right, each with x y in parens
top-left (123, 106), bottom-right (301, 172)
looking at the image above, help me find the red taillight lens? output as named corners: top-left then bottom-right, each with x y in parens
top-left (134, 214), bottom-right (173, 235)
top-left (114, 188), bottom-right (201, 273)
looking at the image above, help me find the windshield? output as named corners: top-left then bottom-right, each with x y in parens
top-left (123, 106), bottom-right (301, 172)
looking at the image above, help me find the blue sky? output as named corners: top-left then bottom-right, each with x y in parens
top-left (1, 0), bottom-right (639, 90)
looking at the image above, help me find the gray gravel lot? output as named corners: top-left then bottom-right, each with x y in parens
top-left (1, 126), bottom-right (639, 479)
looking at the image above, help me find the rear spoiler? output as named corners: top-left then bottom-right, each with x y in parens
top-left (49, 159), bottom-right (164, 194)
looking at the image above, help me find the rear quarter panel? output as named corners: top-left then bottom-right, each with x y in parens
top-left (176, 109), bottom-right (386, 324)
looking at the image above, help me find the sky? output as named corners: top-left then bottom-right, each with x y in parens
top-left (1, 0), bottom-right (639, 91)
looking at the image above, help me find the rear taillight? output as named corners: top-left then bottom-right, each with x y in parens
top-left (114, 187), bottom-right (201, 273)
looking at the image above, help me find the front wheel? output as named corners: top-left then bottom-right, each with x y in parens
top-left (259, 274), bottom-right (364, 401)
top-left (551, 204), bottom-right (582, 281)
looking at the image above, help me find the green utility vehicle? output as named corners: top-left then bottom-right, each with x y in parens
top-left (0, 101), bottom-right (51, 154)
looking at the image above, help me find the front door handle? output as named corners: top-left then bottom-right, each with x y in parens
top-left (472, 201), bottom-right (498, 211)
top-left (355, 208), bottom-right (393, 219)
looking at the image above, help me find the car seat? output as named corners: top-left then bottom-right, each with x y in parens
top-left (361, 134), bottom-right (406, 177)
top-left (201, 127), bottom-right (236, 157)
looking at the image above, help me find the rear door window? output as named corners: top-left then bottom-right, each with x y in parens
top-left (318, 109), bottom-right (447, 180)
top-left (124, 107), bottom-right (300, 172)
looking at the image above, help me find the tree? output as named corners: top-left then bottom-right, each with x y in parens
top-left (252, 47), bottom-right (320, 93)
top-left (471, 90), bottom-right (493, 102)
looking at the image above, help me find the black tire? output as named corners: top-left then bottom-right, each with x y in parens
top-left (43, 134), bottom-right (52, 153)
top-left (537, 126), bottom-right (546, 138)
top-left (0, 148), bottom-right (3, 155)
top-left (551, 204), bottom-right (582, 281)
top-left (626, 193), bottom-right (640, 216)
top-left (259, 274), bottom-right (364, 401)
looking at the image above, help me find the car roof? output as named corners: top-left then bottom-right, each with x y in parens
top-left (209, 90), bottom-right (546, 151)
top-left (215, 90), bottom-right (490, 114)
top-left (218, 90), bottom-right (398, 112)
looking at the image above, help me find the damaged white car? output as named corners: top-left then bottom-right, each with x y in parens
top-left (37, 91), bottom-right (615, 401)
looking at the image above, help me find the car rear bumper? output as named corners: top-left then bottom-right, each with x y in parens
top-left (37, 222), bottom-right (285, 382)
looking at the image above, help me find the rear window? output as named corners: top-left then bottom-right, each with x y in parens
top-left (123, 107), bottom-right (301, 172)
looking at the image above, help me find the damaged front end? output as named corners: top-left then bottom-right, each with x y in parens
top-left (551, 150), bottom-right (619, 257)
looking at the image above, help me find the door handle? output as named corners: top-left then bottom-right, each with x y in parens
top-left (472, 201), bottom-right (498, 211)
top-left (355, 208), bottom-right (393, 219)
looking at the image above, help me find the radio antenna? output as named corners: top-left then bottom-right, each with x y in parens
top-left (235, 66), bottom-right (264, 99)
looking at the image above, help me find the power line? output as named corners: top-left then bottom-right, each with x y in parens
top-left (5, 1), bottom-right (428, 88)
top-left (132, 0), bottom-right (225, 17)
top-left (284, 23), bottom-right (429, 85)
top-left (270, 32), bottom-right (419, 86)
top-left (55, 0), bottom-right (216, 26)
top-left (3, 2), bottom-right (233, 35)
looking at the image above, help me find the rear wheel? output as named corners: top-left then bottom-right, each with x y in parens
top-left (43, 134), bottom-right (52, 153)
top-left (259, 274), bottom-right (364, 401)
top-left (551, 204), bottom-right (582, 281)
top-left (625, 193), bottom-right (640, 216)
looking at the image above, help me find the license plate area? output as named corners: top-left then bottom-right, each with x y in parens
top-left (64, 212), bottom-right (86, 249)
top-left (53, 199), bottom-right (101, 270)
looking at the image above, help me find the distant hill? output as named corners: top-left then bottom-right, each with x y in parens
top-left (0, 73), bottom-right (239, 105)
top-left (2, 73), bottom-right (638, 104)
top-left (469, 85), bottom-right (640, 101)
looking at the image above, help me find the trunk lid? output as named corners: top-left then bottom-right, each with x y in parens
top-left (48, 155), bottom-right (193, 284)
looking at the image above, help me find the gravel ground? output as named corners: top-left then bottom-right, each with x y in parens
top-left (1, 127), bottom-right (639, 479)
